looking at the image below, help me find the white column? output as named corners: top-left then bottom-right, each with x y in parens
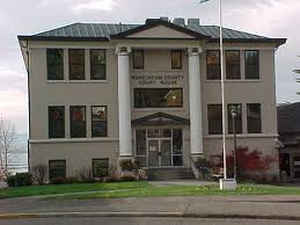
top-left (117, 47), bottom-right (133, 158)
top-left (188, 48), bottom-right (203, 155)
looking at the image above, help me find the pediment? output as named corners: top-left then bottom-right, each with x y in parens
top-left (111, 19), bottom-right (209, 40)
top-left (127, 25), bottom-right (194, 39)
top-left (132, 112), bottom-right (190, 126)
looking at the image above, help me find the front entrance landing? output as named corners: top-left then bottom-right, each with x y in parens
top-left (132, 112), bottom-right (193, 180)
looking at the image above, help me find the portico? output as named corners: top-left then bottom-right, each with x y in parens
top-left (116, 43), bottom-right (205, 167)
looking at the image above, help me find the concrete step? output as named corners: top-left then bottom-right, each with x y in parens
top-left (146, 168), bottom-right (195, 181)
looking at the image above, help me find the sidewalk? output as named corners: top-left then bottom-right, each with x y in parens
top-left (1, 194), bottom-right (300, 220)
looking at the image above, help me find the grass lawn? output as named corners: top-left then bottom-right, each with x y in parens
top-left (0, 181), bottom-right (149, 199)
top-left (1, 182), bottom-right (300, 200)
top-left (57, 183), bottom-right (300, 200)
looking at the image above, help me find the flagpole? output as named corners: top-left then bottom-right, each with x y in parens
top-left (219, 0), bottom-right (227, 179)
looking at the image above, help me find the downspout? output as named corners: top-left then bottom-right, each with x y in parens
top-left (26, 40), bottom-right (31, 173)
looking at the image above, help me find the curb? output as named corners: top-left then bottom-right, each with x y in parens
top-left (1, 212), bottom-right (300, 221)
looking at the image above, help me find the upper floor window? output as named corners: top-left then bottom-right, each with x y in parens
top-left (171, 50), bottom-right (182, 69)
top-left (133, 49), bottom-right (144, 69)
top-left (228, 104), bottom-right (242, 134)
top-left (47, 49), bottom-right (64, 80)
top-left (91, 106), bottom-right (107, 137)
top-left (247, 103), bottom-right (261, 133)
top-left (206, 50), bottom-right (221, 80)
top-left (48, 106), bottom-right (65, 138)
top-left (69, 49), bottom-right (85, 80)
top-left (70, 106), bottom-right (86, 138)
top-left (90, 49), bottom-right (106, 80)
top-left (226, 50), bottom-right (241, 79)
top-left (134, 88), bottom-right (183, 108)
top-left (245, 50), bottom-right (259, 79)
top-left (207, 104), bottom-right (222, 135)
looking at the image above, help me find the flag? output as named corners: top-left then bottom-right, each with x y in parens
top-left (199, 0), bottom-right (211, 3)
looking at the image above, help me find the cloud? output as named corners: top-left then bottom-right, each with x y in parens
top-left (72, 0), bottom-right (117, 12)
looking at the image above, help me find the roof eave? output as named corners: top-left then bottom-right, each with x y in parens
top-left (208, 38), bottom-right (287, 47)
top-left (17, 35), bottom-right (109, 42)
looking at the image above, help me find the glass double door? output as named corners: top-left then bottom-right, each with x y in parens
top-left (135, 128), bottom-right (183, 168)
top-left (148, 139), bottom-right (172, 167)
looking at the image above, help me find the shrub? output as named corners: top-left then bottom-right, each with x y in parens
top-left (50, 177), bottom-right (66, 184)
top-left (137, 169), bottom-right (148, 181)
top-left (120, 159), bottom-right (138, 171)
top-left (195, 157), bottom-right (212, 180)
top-left (65, 177), bottom-right (80, 184)
top-left (220, 147), bottom-right (277, 181)
top-left (120, 174), bottom-right (137, 182)
top-left (77, 167), bottom-right (94, 183)
top-left (32, 164), bottom-right (47, 185)
top-left (105, 166), bottom-right (121, 182)
top-left (6, 173), bottom-right (33, 187)
top-left (6, 175), bottom-right (16, 187)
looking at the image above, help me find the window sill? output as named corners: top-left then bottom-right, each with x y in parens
top-left (205, 79), bottom-right (262, 83)
top-left (204, 133), bottom-right (278, 139)
top-left (29, 137), bottom-right (118, 144)
top-left (47, 80), bottom-right (108, 84)
top-left (133, 108), bottom-right (184, 112)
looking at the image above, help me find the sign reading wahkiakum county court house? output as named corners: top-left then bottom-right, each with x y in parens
top-left (131, 71), bottom-right (184, 87)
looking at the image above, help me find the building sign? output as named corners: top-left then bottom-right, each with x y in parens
top-left (131, 71), bottom-right (184, 87)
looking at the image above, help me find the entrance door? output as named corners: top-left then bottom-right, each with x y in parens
top-left (135, 128), bottom-right (183, 168)
top-left (148, 139), bottom-right (172, 168)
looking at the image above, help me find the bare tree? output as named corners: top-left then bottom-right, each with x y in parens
top-left (0, 116), bottom-right (16, 173)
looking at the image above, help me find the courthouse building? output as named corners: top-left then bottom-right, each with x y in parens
top-left (18, 17), bottom-right (286, 180)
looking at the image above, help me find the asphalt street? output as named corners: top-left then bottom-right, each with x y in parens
top-left (0, 217), bottom-right (299, 225)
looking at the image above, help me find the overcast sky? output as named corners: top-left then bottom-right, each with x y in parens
top-left (0, 0), bottom-right (299, 134)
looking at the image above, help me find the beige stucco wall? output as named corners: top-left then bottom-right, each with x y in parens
top-left (27, 34), bottom-right (280, 178)
top-left (30, 141), bottom-right (119, 178)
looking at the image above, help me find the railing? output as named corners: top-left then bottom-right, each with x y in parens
top-left (189, 156), bottom-right (200, 179)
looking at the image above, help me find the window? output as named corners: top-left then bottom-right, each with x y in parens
top-left (133, 49), bottom-right (144, 69)
top-left (92, 159), bottom-right (109, 177)
top-left (247, 103), bottom-right (261, 133)
top-left (70, 106), bottom-right (86, 138)
top-left (226, 50), bottom-right (240, 79)
top-left (90, 49), bottom-right (106, 80)
top-left (48, 106), bottom-right (65, 138)
top-left (171, 50), bottom-right (182, 69)
top-left (49, 160), bottom-right (66, 180)
top-left (173, 129), bottom-right (183, 166)
top-left (136, 129), bottom-right (147, 167)
top-left (228, 104), bottom-right (242, 134)
top-left (47, 49), bottom-right (64, 80)
top-left (69, 49), bottom-right (85, 80)
top-left (245, 50), bottom-right (259, 79)
top-left (134, 88), bottom-right (183, 108)
top-left (91, 106), bottom-right (107, 137)
top-left (207, 104), bottom-right (222, 135)
top-left (206, 50), bottom-right (221, 80)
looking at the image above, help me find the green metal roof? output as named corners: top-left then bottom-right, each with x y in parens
top-left (18, 20), bottom-right (286, 45)
top-left (33, 22), bottom-right (266, 39)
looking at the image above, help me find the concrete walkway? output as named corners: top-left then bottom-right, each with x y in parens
top-left (1, 193), bottom-right (300, 220)
top-left (149, 180), bottom-right (216, 187)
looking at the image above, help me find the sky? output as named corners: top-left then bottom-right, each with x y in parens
top-left (0, 0), bottom-right (299, 134)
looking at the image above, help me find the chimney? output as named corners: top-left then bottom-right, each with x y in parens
top-left (173, 18), bottom-right (185, 26)
top-left (187, 18), bottom-right (200, 26)
top-left (160, 17), bottom-right (169, 22)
